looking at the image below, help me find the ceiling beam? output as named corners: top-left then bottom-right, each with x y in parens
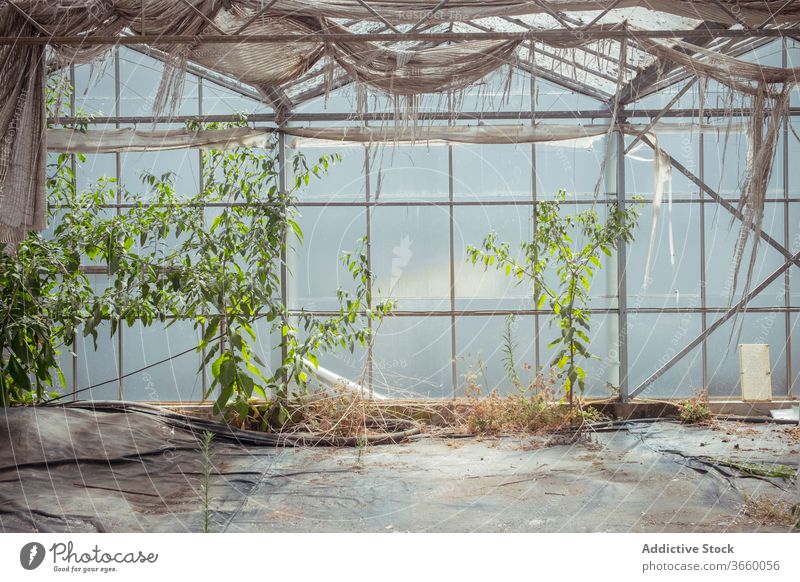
top-left (616, 21), bottom-right (730, 104)
top-left (623, 34), bottom-right (784, 104)
top-left (2, 28), bottom-right (795, 46)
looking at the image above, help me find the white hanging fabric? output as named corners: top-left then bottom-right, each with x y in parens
top-left (627, 135), bottom-right (674, 289)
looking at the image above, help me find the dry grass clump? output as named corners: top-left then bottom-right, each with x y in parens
top-left (236, 389), bottom-right (371, 438)
top-left (677, 389), bottom-right (713, 424)
top-left (231, 387), bottom-right (421, 442)
top-left (460, 368), bottom-right (607, 436)
top-left (743, 495), bottom-right (800, 530)
top-left (786, 427), bottom-right (800, 442)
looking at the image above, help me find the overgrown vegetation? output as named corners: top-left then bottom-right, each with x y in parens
top-left (677, 390), bottom-right (713, 424)
top-left (715, 459), bottom-right (797, 480)
top-left (467, 190), bottom-right (638, 405)
top-left (461, 366), bottom-right (606, 435)
top-left (1, 91), bottom-right (392, 418)
top-left (743, 495), bottom-right (800, 530)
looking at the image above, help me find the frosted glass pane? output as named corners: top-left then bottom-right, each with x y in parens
top-left (626, 202), bottom-right (702, 308)
top-left (123, 321), bottom-right (202, 401)
top-left (534, 78), bottom-right (603, 112)
top-left (789, 119), bottom-right (800, 194)
top-left (288, 206), bottom-right (366, 310)
top-left (286, 314), bottom-right (371, 396)
top-left (626, 131), bottom-right (697, 197)
top-left (452, 144), bottom-right (532, 200)
top-left (703, 127), bottom-right (749, 197)
top-left (536, 138), bottom-right (606, 199)
top-left (455, 315), bottom-right (536, 397)
top-left (628, 313), bottom-right (703, 399)
top-left (634, 83), bottom-right (699, 110)
top-left (707, 314), bottom-right (788, 398)
top-left (453, 205), bottom-right (532, 310)
top-left (372, 317), bottom-right (452, 398)
top-left (75, 153), bottom-right (116, 194)
top-left (371, 206), bottom-right (450, 310)
top-left (791, 43), bottom-right (800, 107)
top-left (120, 149), bottom-right (200, 199)
top-left (704, 203), bottom-right (785, 307)
top-left (118, 49), bottom-right (199, 116)
top-left (73, 57), bottom-right (115, 116)
top-left (739, 40), bottom-right (782, 67)
top-left (77, 321), bottom-right (120, 400)
top-left (367, 145), bottom-right (448, 200)
top-left (201, 82), bottom-right (270, 115)
top-left (290, 144), bottom-right (365, 202)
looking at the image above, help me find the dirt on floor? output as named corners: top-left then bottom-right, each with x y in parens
top-left (0, 406), bottom-right (797, 533)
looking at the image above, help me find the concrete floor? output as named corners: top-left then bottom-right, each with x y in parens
top-left (1, 406), bottom-right (797, 532)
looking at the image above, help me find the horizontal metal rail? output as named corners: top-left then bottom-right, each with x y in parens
top-left (1, 29), bottom-right (794, 46)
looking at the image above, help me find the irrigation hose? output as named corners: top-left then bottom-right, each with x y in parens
top-left (58, 400), bottom-right (422, 447)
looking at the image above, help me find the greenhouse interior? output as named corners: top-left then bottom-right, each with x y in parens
top-left (0, 0), bottom-right (799, 534)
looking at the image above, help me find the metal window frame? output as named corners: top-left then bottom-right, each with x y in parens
top-left (56, 45), bottom-right (800, 402)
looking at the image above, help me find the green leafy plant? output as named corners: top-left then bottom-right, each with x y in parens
top-left (2, 114), bottom-right (391, 415)
top-left (677, 390), bottom-right (712, 424)
top-left (467, 190), bottom-right (639, 406)
top-left (501, 314), bottom-right (521, 389)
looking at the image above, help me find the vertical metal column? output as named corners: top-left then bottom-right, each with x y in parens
top-left (198, 77), bottom-right (208, 401)
top-left (114, 47), bottom-right (124, 400)
top-left (448, 142), bottom-right (457, 398)
top-left (69, 63), bottom-right (78, 400)
top-left (364, 143), bottom-right (374, 397)
top-left (530, 65), bottom-right (541, 371)
top-left (699, 125), bottom-right (709, 390)
top-left (278, 132), bottom-right (288, 368)
top-left (783, 38), bottom-right (792, 398)
top-left (616, 129), bottom-right (629, 400)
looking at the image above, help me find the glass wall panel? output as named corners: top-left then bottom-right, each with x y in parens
top-left (119, 148), bottom-right (200, 199)
top-left (289, 143), bottom-right (365, 202)
top-left (453, 205), bottom-right (532, 311)
top-left (704, 203), bottom-right (785, 307)
top-left (455, 315), bottom-right (536, 397)
top-left (370, 206), bottom-right (450, 311)
top-left (75, 153), bottom-right (116, 194)
top-left (288, 206), bottom-right (367, 311)
top-left (536, 313), bottom-right (612, 398)
top-left (77, 321), bottom-right (120, 400)
top-left (536, 136), bottom-right (606, 199)
top-left (123, 320), bottom-right (202, 401)
top-left (367, 144), bottom-right (449, 201)
top-left (627, 313), bottom-right (704, 399)
top-left (73, 56), bottom-right (115, 116)
top-left (118, 49), bottom-right (200, 116)
top-left (533, 78), bottom-right (603, 112)
top-left (626, 201), bottom-right (702, 309)
top-left (452, 143), bottom-right (533, 201)
top-left (707, 314), bottom-right (789, 398)
top-left (626, 130), bottom-right (698, 198)
top-left (702, 126), bottom-right (749, 198)
top-left (372, 316), bottom-right (452, 398)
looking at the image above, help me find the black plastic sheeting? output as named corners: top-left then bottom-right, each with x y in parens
top-left (0, 404), bottom-right (797, 533)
